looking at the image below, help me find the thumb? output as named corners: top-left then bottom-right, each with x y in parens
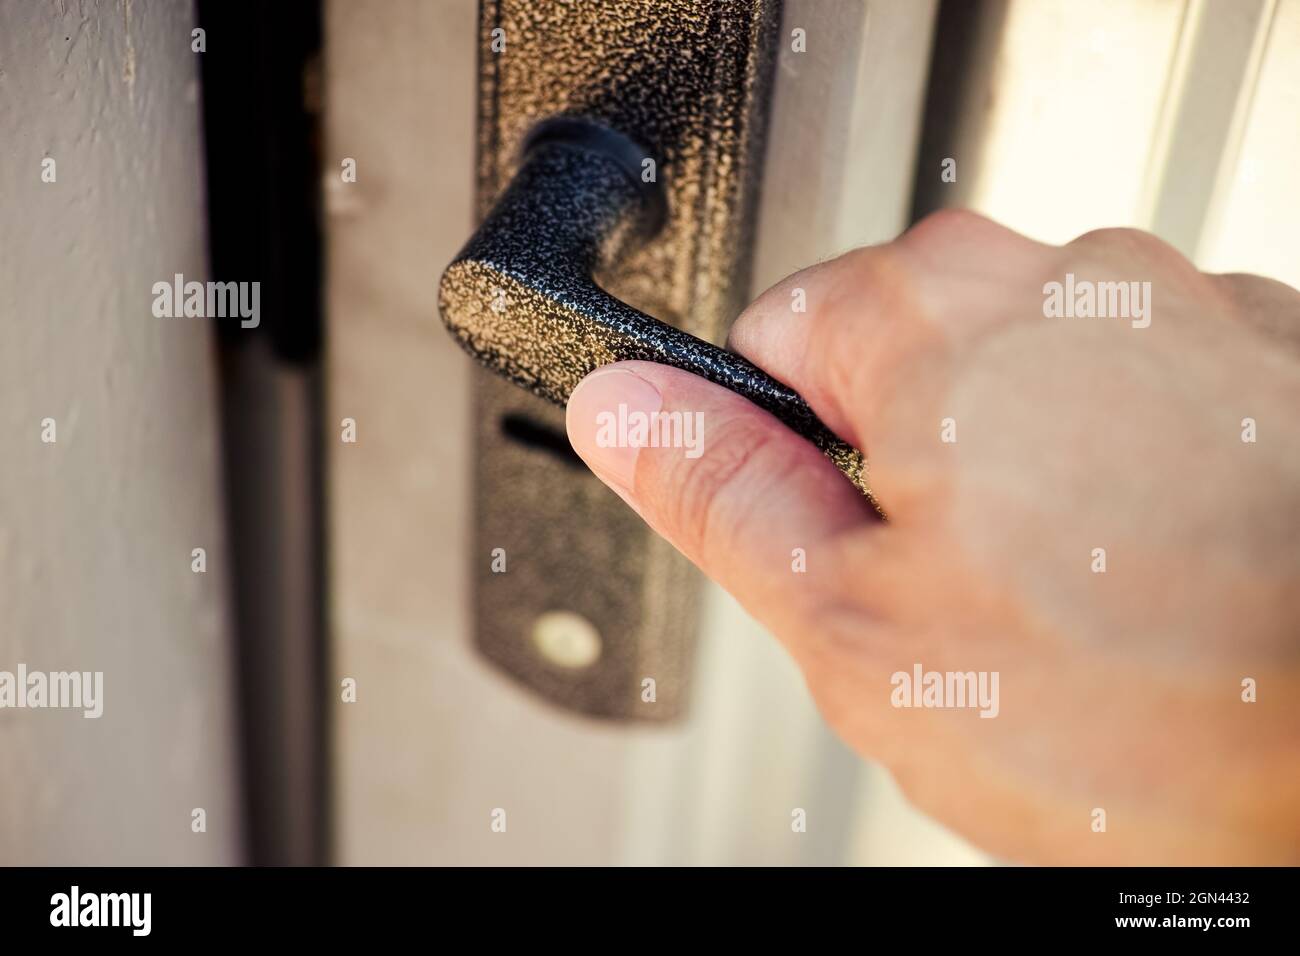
top-left (565, 361), bottom-right (877, 632)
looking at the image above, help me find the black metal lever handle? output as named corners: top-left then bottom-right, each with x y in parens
top-left (438, 119), bottom-right (868, 493)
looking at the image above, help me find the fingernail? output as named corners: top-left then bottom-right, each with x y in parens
top-left (566, 367), bottom-right (662, 492)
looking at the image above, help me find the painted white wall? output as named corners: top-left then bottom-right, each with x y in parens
top-left (325, 0), bottom-right (1299, 866)
top-left (0, 0), bottom-right (240, 863)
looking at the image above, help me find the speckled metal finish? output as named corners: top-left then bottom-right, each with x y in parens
top-left (443, 0), bottom-right (827, 721)
top-left (441, 133), bottom-right (868, 487)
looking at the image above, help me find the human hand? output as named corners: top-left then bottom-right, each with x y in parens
top-left (565, 209), bottom-right (1300, 865)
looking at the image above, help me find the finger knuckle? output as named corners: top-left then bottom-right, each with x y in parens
top-left (1067, 226), bottom-right (1183, 268)
top-left (903, 207), bottom-right (1001, 249)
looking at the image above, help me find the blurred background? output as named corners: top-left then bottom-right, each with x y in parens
top-left (2, 0), bottom-right (1296, 865)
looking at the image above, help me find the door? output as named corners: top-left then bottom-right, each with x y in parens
top-left (324, 0), bottom-right (984, 866)
top-left (324, 0), bottom-right (1299, 866)
top-left (8, 0), bottom-right (1291, 869)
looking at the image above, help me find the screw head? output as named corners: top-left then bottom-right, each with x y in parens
top-left (531, 610), bottom-right (602, 669)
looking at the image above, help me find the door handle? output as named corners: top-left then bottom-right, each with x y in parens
top-left (442, 0), bottom-right (834, 723)
top-left (439, 118), bottom-right (867, 492)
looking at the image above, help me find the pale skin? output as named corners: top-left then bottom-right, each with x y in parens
top-left (565, 209), bottom-right (1300, 865)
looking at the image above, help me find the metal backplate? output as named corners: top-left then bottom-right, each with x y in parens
top-left (471, 0), bottom-right (781, 720)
